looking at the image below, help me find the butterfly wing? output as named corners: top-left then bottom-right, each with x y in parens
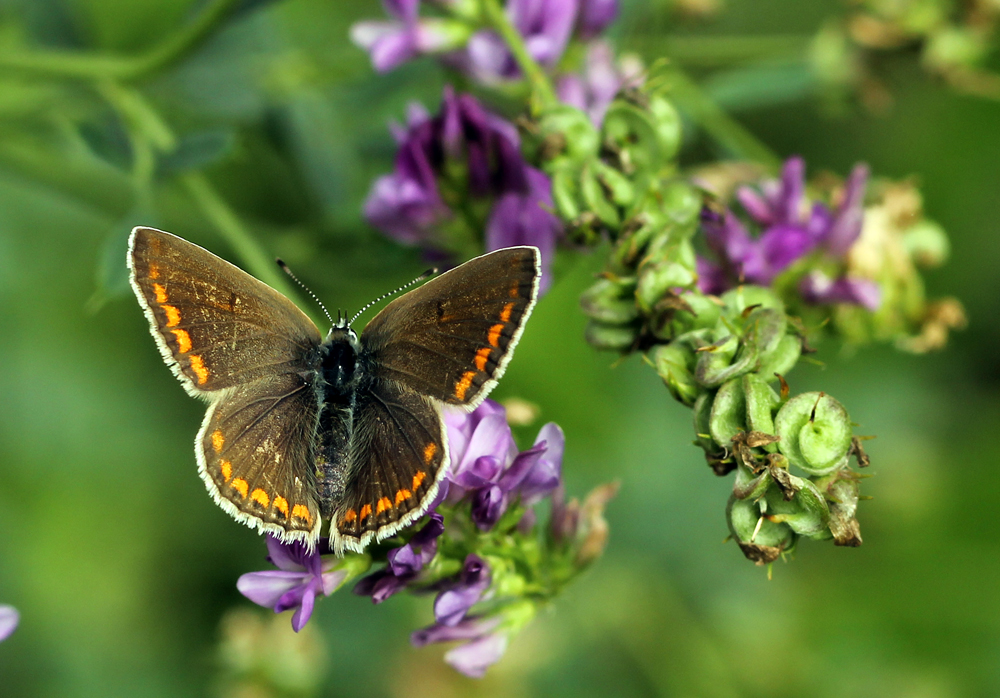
top-left (128, 227), bottom-right (323, 396)
top-left (360, 246), bottom-right (540, 410)
top-left (331, 379), bottom-right (447, 554)
top-left (129, 227), bottom-right (324, 545)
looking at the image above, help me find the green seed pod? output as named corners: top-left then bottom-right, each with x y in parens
top-left (602, 100), bottom-right (662, 177)
top-left (652, 342), bottom-right (698, 406)
top-left (774, 392), bottom-right (854, 475)
top-left (695, 335), bottom-right (758, 388)
top-left (742, 374), bottom-right (779, 450)
top-left (637, 259), bottom-right (697, 314)
top-left (903, 219), bottom-right (950, 267)
top-left (581, 164), bottom-right (621, 228)
top-left (594, 160), bottom-right (635, 208)
top-left (720, 285), bottom-right (784, 315)
top-left (765, 475), bottom-right (831, 538)
top-left (756, 333), bottom-right (801, 380)
top-left (537, 105), bottom-right (600, 165)
top-left (551, 167), bottom-right (582, 221)
top-left (709, 378), bottom-right (745, 446)
top-left (660, 181), bottom-right (702, 231)
top-left (648, 95), bottom-right (682, 162)
top-left (693, 391), bottom-right (716, 453)
top-left (580, 277), bottom-right (639, 324)
top-left (815, 472), bottom-right (863, 546)
top-left (727, 495), bottom-right (795, 564)
top-left (733, 463), bottom-right (771, 501)
top-left (585, 319), bottom-right (638, 351)
top-left (744, 307), bottom-right (786, 359)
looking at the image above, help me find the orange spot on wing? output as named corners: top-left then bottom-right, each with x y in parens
top-left (395, 489), bottom-right (412, 505)
top-left (211, 430), bottom-right (225, 453)
top-left (376, 496), bottom-right (392, 514)
top-left (412, 471), bottom-right (426, 490)
top-left (454, 371), bottom-right (477, 401)
top-left (273, 496), bottom-right (289, 517)
top-left (423, 442), bottom-right (437, 465)
top-left (475, 347), bottom-right (491, 371)
top-left (163, 305), bottom-right (181, 327)
top-left (510, 281), bottom-right (521, 298)
top-left (488, 323), bottom-right (504, 347)
top-left (342, 508), bottom-right (357, 524)
top-left (231, 478), bottom-right (248, 498)
top-left (220, 460), bottom-right (232, 482)
top-left (153, 283), bottom-right (168, 304)
top-left (251, 488), bottom-right (270, 508)
top-left (500, 302), bottom-right (515, 323)
top-left (148, 264), bottom-right (160, 280)
top-left (189, 354), bottom-right (209, 384)
top-left (171, 328), bottom-right (192, 353)
top-left (291, 504), bottom-right (312, 523)
top-left (359, 503), bottom-right (373, 522)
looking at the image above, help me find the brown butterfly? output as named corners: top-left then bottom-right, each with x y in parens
top-left (128, 228), bottom-right (539, 553)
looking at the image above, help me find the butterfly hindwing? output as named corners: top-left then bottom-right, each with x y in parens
top-left (198, 372), bottom-right (323, 544)
top-left (331, 379), bottom-right (447, 554)
top-left (128, 227), bottom-right (323, 396)
top-left (360, 246), bottom-right (540, 410)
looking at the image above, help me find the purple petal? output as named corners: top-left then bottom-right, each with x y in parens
top-left (383, 0), bottom-right (420, 22)
top-left (451, 412), bottom-right (514, 478)
top-left (434, 556), bottom-right (492, 625)
top-left (556, 74), bottom-right (588, 111)
top-left (758, 224), bottom-right (815, 273)
top-left (237, 570), bottom-right (308, 609)
top-left (444, 633), bottom-right (509, 678)
top-left (775, 156), bottom-right (805, 226)
top-left (577, 0), bottom-right (619, 38)
top-left (799, 272), bottom-right (881, 310)
top-left (823, 163), bottom-right (869, 257)
top-left (0, 605), bottom-right (19, 642)
top-left (265, 535), bottom-right (308, 572)
top-left (736, 185), bottom-right (775, 226)
top-left (510, 0), bottom-right (578, 67)
top-left (497, 442), bottom-right (546, 493)
top-left (388, 513), bottom-right (444, 575)
top-left (471, 484), bottom-right (507, 530)
top-left (696, 256), bottom-right (729, 295)
top-left (289, 579), bottom-right (319, 632)
top-left (411, 615), bottom-right (501, 646)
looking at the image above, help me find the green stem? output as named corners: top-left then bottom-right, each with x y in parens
top-left (179, 173), bottom-right (310, 315)
top-left (481, 0), bottom-right (558, 110)
top-left (0, 0), bottom-right (242, 82)
top-left (665, 65), bottom-right (782, 172)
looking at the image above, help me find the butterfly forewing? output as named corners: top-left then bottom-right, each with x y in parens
top-left (360, 246), bottom-right (540, 410)
top-left (198, 373), bottom-right (323, 542)
top-left (128, 227), bottom-right (322, 395)
top-left (331, 380), bottom-right (447, 553)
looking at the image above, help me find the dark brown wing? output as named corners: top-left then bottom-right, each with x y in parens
top-left (331, 380), bottom-right (447, 554)
top-left (359, 246), bottom-right (539, 410)
top-left (198, 373), bottom-right (323, 545)
top-left (128, 227), bottom-right (322, 396)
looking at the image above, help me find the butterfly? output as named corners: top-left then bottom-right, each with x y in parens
top-left (127, 228), bottom-right (540, 553)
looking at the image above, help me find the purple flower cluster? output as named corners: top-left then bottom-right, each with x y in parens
top-left (236, 537), bottom-right (352, 632)
top-left (352, 0), bottom-right (619, 82)
top-left (363, 88), bottom-right (562, 290)
top-left (0, 605), bottom-right (18, 642)
top-left (697, 157), bottom-right (881, 310)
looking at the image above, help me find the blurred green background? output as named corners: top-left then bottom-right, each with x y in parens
top-left (1, 0), bottom-right (999, 696)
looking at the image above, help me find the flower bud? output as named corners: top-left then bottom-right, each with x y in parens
top-left (585, 319), bottom-right (639, 351)
top-left (580, 276), bottom-right (639, 324)
top-left (774, 392), bottom-right (853, 475)
top-left (652, 342), bottom-right (699, 406)
top-left (726, 495), bottom-right (795, 565)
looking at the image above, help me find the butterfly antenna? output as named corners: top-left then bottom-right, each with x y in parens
top-left (348, 268), bottom-right (437, 326)
top-left (276, 259), bottom-right (335, 327)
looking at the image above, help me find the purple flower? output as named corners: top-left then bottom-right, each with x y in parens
top-left (351, 0), bottom-right (467, 73)
top-left (353, 513), bottom-right (445, 603)
top-left (555, 40), bottom-right (637, 125)
top-left (365, 88), bottom-right (562, 286)
top-left (696, 157), bottom-right (877, 309)
top-left (412, 615), bottom-right (507, 678)
top-left (577, 0), bottom-right (619, 38)
top-left (237, 537), bottom-right (352, 632)
top-left (445, 401), bottom-right (564, 530)
top-left (0, 605), bottom-right (18, 642)
top-left (434, 555), bottom-right (492, 625)
top-left (799, 271), bottom-right (881, 310)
